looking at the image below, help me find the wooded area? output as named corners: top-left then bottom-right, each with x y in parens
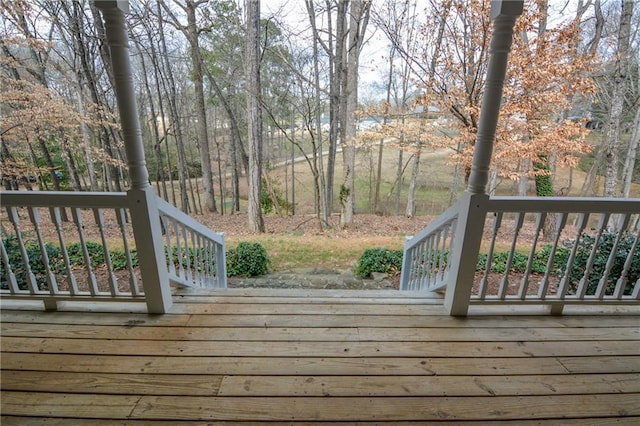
top-left (1, 0), bottom-right (638, 231)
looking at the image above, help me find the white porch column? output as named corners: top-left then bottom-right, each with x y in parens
top-left (94, 1), bottom-right (172, 313)
top-left (467, 0), bottom-right (523, 195)
top-left (445, 1), bottom-right (523, 316)
top-left (94, 1), bottom-right (149, 190)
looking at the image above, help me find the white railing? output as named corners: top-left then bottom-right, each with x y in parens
top-left (402, 192), bottom-right (640, 315)
top-left (475, 198), bottom-right (639, 309)
top-left (400, 202), bottom-right (459, 291)
top-left (157, 198), bottom-right (226, 288)
top-left (1, 190), bottom-right (226, 313)
top-left (1, 192), bottom-right (139, 310)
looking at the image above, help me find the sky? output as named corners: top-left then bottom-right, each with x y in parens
top-left (260, 0), bottom-right (391, 96)
top-left (260, 0), bottom-right (587, 99)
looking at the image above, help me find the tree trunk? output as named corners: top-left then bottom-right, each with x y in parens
top-left (156, 4), bottom-right (189, 212)
top-left (291, 124), bottom-right (296, 215)
top-left (395, 145), bottom-right (404, 214)
top-left (604, 0), bottom-right (633, 197)
top-left (135, 40), bottom-right (168, 200)
top-left (246, 0), bottom-right (265, 232)
top-left (620, 104), bottom-right (640, 198)
top-left (61, 135), bottom-right (82, 192)
top-left (75, 91), bottom-right (99, 191)
top-left (375, 49), bottom-right (395, 214)
top-left (181, 0), bottom-right (216, 212)
top-left (340, 0), bottom-right (371, 227)
top-left (405, 150), bottom-right (420, 218)
top-left (518, 158), bottom-right (530, 196)
top-left (328, 0), bottom-right (348, 215)
top-left (202, 68), bottom-right (245, 212)
top-left (304, 0), bottom-right (329, 226)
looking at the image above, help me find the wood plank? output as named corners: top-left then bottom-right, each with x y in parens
top-left (4, 370), bottom-right (637, 397)
top-left (4, 392), bottom-right (638, 421)
top-left (126, 394), bottom-right (640, 421)
top-left (2, 418), bottom-right (638, 426)
top-left (217, 373), bottom-right (640, 397)
top-left (183, 314), bottom-right (640, 328)
top-left (0, 353), bottom-right (573, 375)
top-left (560, 356), bottom-right (640, 374)
top-left (2, 289), bottom-right (639, 424)
top-left (3, 337), bottom-right (639, 358)
top-left (171, 302), bottom-right (640, 316)
top-left (352, 326), bottom-right (639, 341)
top-left (6, 309), bottom-right (639, 328)
top-left (175, 295), bottom-right (444, 304)
top-left (4, 309), bottom-right (640, 328)
top-left (1, 391), bottom-right (138, 419)
top-left (173, 288), bottom-right (433, 298)
top-left (0, 370), bottom-right (222, 396)
top-left (169, 303), bottom-right (449, 315)
top-left (3, 323), bottom-right (638, 341)
top-left (0, 311), bottom-right (191, 327)
top-left (0, 300), bottom-right (149, 313)
top-left (470, 304), bottom-right (640, 315)
top-left (0, 323), bottom-right (358, 341)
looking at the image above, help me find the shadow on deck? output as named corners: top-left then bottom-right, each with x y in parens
top-left (1, 288), bottom-right (639, 423)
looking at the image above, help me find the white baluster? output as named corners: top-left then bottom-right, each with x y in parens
top-left (7, 207), bottom-right (38, 294)
top-left (71, 208), bottom-right (98, 295)
top-left (518, 212), bottom-right (546, 299)
top-left (50, 207), bottom-right (79, 295)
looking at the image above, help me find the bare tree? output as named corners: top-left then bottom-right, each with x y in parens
top-left (340, 0), bottom-right (371, 227)
top-left (604, 0), bottom-right (634, 197)
top-left (246, 0), bottom-right (265, 232)
top-left (161, 0), bottom-right (217, 212)
top-left (620, 103), bottom-right (640, 198)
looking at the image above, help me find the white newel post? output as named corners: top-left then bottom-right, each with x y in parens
top-left (445, 0), bottom-right (523, 316)
top-left (95, 1), bottom-right (172, 313)
top-left (444, 192), bottom-right (489, 316)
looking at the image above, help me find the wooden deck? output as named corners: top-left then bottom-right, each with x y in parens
top-left (1, 288), bottom-right (639, 424)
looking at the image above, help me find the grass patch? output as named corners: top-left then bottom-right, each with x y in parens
top-left (226, 234), bottom-right (406, 272)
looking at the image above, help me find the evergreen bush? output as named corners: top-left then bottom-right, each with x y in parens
top-left (1, 236), bottom-right (62, 290)
top-left (226, 241), bottom-right (270, 277)
top-left (355, 248), bottom-right (403, 278)
top-left (1, 237), bottom-right (139, 291)
top-left (67, 241), bottom-right (105, 267)
top-left (562, 231), bottom-right (639, 295)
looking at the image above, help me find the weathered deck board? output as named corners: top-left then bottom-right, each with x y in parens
top-left (4, 337), bottom-right (639, 357)
top-left (2, 288), bottom-right (639, 423)
top-left (4, 323), bottom-right (638, 341)
top-left (3, 370), bottom-right (638, 396)
top-left (4, 309), bottom-right (640, 328)
top-left (3, 392), bottom-right (639, 421)
top-left (3, 418), bottom-right (638, 426)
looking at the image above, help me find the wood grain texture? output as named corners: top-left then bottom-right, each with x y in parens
top-left (2, 289), bottom-right (639, 422)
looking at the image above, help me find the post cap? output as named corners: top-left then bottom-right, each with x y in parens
top-left (491, 0), bottom-right (524, 19)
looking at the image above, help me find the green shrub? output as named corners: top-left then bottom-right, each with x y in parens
top-left (355, 248), bottom-right (403, 278)
top-left (109, 249), bottom-right (138, 270)
top-left (260, 177), bottom-right (290, 215)
top-left (1, 236), bottom-right (141, 292)
top-left (533, 244), bottom-right (570, 275)
top-left (562, 231), bottom-right (639, 295)
top-left (476, 245), bottom-right (570, 275)
top-left (1, 236), bottom-right (62, 290)
top-left (226, 242), bottom-right (270, 277)
top-left (67, 241), bottom-right (105, 268)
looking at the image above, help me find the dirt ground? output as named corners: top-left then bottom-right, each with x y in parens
top-left (192, 212), bottom-right (433, 238)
